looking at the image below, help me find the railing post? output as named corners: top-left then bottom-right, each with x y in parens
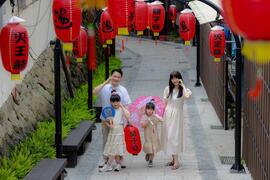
top-left (195, 19), bottom-right (201, 87)
top-left (54, 39), bottom-right (62, 158)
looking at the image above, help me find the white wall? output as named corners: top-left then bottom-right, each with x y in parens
top-left (0, 0), bottom-right (55, 106)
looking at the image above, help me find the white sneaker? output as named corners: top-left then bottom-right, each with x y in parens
top-left (98, 159), bottom-right (107, 168)
top-left (99, 164), bottom-right (113, 172)
top-left (114, 164), bottom-right (121, 172)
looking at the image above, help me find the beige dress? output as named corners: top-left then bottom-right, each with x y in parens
top-left (141, 114), bottom-right (162, 154)
top-left (103, 108), bottom-right (126, 156)
top-left (161, 84), bottom-right (191, 155)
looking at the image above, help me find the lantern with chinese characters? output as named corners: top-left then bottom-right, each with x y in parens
top-left (73, 27), bottom-right (88, 63)
top-left (100, 8), bottom-right (115, 45)
top-left (135, 0), bottom-right (148, 36)
top-left (52, 0), bottom-right (81, 51)
top-left (87, 26), bottom-right (97, 70)
top-left (169, 5), bottom-right (177, 24)
top-left (149, 1), bottom-right (165, 37)
top-left (128, 0), bottom-right (135, 31)
top-left (209, 26), bottom-right (226, 62)
top-left (179, 9), bottom-right (196, 45)
top-left (108, 0), bottom-right (129, 35)
top-left (221, 0), bottom-right (270, 64)
top-left (124, 124), bottom-right (142, 155)
top-left (0, 16), bottom-right (29, 80)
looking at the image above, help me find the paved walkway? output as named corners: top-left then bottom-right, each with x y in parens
top-left (66, 37), bottom-right (252, 180)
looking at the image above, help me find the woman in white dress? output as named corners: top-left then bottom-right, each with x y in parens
top-left (161, 71), bottom-right (192, 170)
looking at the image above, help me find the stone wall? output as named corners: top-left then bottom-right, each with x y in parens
top-left (0, 47), bottom-right (88, 156)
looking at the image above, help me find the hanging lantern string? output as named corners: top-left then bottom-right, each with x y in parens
top-left (10, 0), bottom-right (15, 15)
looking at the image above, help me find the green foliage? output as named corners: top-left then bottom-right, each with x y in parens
top-left (0, 56), bottom-right (121, 180)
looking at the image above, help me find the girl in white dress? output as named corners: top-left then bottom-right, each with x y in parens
top-left (161, 71), bottom-right (192, 170)
top-left (99, 93), bottom-right (130, 172)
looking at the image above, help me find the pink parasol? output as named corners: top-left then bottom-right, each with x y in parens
top-left (128, 96), bottom-right (165, 129)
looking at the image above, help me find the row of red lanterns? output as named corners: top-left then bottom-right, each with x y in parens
top-left (0, 0), bottom-right (226, 81)
top-left (179, 8), bottom-right (226, 61)
top-left (52, 0), bottom-right (96, 70)
top-left (106, 0), bottom-right (166, 37)
top-left (0, 0), bottom-right (97, 81)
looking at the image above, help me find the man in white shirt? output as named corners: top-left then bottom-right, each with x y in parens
top-left (93, 69), bottom-right (131, 169)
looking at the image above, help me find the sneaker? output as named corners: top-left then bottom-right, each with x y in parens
top-left (99, 164), bottom-right (113, 172)
top-left (145, 154), bottom-right (150, 162)
top-left (148, 160), bottom-right (153, 168)
top-left (98, 159), bottom-right (107, 168)
top-left (120, 158), bottom-right (126, 168)
top-left (114, 164), bottom-right (121, 172)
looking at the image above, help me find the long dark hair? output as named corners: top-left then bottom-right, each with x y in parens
top-left (167, 71), bottom-right (183, 98)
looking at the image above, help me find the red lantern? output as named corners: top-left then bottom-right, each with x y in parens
top-left (0, 16), bottom-right (29, 80)
top-left (147, 2), bottom-right (151, 29)
top-left (87, 26), bottom-right (97, 70)
top-left (98, 26), bottom-right (107, 48)
top-left (179, 9), bottom-right (196, 45)
top-left (100, 8), bottom-right (115, 45)
top-left (52, 0), bottom-right (81, 51)
top-left (149, 1), bottom-right (165, 37)
top-left (169, 5), bottom-right (177, 24)
top-left (124, 124), bottom-right (142, 155)
top-left (128, 0), bottom-right (135, 31)
top-left (209, 26), bottom-right (226, 62)
top-left (221, 0), bottom-right (270, 63)
top-left (73, 27), bottom-right (87, 63)
top-left (108, 0), bottom-right (129, 35)
top-left (135, 0), bottom-right (148, 36)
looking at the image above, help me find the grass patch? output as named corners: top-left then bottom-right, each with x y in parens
top-left (0, 56), bottom-right (121, 180)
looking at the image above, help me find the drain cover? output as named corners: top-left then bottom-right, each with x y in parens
top-left (210, 125), bottom-right (224, 129)
top-left (220, 156), bottom-right (235, 165)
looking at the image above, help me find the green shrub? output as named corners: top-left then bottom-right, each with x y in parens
top-left (0, 56), bottom-right (121, 180)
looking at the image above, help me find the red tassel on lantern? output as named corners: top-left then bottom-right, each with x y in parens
top-left (135, 0), bottom-right (148, 36)
top-left (0, 16), bottom-right (29, 80)
top-left (87, 26), bottom-right (97, 70)
top-left (73, 27), bottom-right (88, 63)
top-left (179, 9), bottom-right (196, 46)
top-left (248, 76), bottom-right (263, 101)
top-left (209, 26), bottom-right (226, 62)
top-left (124, 124), bottom-right (142, 155)
top-left (149, 1), bottom-right (165, 37)
top-left (52, 0), bottom-right (81, 51)
top-left (100, 8), bottom-right (115, 46)
top-left (221, 0), bottom-right (270, 64)
top-left (169, 5), bottom-right (177, 24)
